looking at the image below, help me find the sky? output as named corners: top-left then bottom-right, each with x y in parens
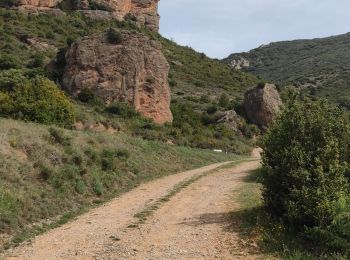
top-left (159, 0), bottom-right (350, 59)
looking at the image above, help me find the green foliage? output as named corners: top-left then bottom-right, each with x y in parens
top-left (0, 8), bottom-right (135, 74)
top-left (0, 53), bottom-right (20, 69)
top-left (105, 102), bottom-right (139, 119)
top-left (77, 88), bottom-right (103, 106)
top-left (159, 37), bottom-right (259, 103)
top-left (28, 53), bottom-right (45, 68)
top-left (0, 191), bottom-right (19, 230)
top-left (206, 104), bottom-right (218, 114)
top-left (262, 97), bottom-right (350, 255)
top-left (218, 93), bottom-right (230, 108)
top-left (93, 179), bottom-right (103, 196)
top-left (225, 33), bottom-right (350, 104)
top-left (48, 127), bottom-right (72, 146)
top-left (87, 0), bottom-right (113, 11)
top-left (0, 0), bottom-right (19, 7)
top-left (107, 28), bottom-right (123, 44)
top-left (0, 71), bottom-right (74, 126)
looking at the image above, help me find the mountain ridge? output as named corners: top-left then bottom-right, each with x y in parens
top-left (224, 32), bottom-right (350, 104)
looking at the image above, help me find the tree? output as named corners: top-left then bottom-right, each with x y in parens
top-left (262, 97), bottom-right (350, 253)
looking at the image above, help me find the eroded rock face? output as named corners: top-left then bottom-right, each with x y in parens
top-left (62, 31), bottom-right (172, 124)
top-left (18, 0), bottom-right (61, 8)
top-left (216, 110), bottom-right (243, 134)
top-left (228, 56), bottom-right (250, 70)
top-left (244, 83), bottom-right (282, 130)
top-left (17, 0), bottom-right (160, 31)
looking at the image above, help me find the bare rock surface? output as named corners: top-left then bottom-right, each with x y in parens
top-left (63, 30), bottom-right (172, 124)
top-left (217, 110), bottom-right (244, 134)
top-left (244, 83), bottom-right (282, 130)
top-left (3, 151), bottom-right (266, 259)
top-left (17, 0), bottom-right (160, 31)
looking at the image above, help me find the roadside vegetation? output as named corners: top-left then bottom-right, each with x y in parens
top-left (0, 118), bottom-right (243, 250)
top-left (234, 95), bottom-right (350, 259)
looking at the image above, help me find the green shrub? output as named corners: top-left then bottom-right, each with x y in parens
top-left (218, 93), bottom-right (230, 108)
top-left (75, 180), bottom-right (86, 194)
top-left (206, 104), bottom-right (218, 114)
top-left (0, 0), bottom-right (19, 7)
top-left (0, 71), bottom-right (75, 126)
top-left (105, 102), bottom-right (138, 118)
top-left (39, 164), bottom-right (54, 181)
top-left (0, 54), bottom-right (21, 70)
top-left (262, 97), bottom-right (350, 254)
top-left (77, 88), bottom-right (103, 106)
top-left (93, 179), bottom-right (103, 196)
top-left (88, 0), bottom-right (113, 11)
top-left (257, 81), bottom-right (266, 89)
top-left (28, 53), bottom-right (45, 68)
top-left (48, 127), bottom-right (72, 146)
top-left (107, 28), bottom-right (122, 44)
top-left (201, 114), bottom-right (216, 125)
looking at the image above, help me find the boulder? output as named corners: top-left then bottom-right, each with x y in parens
top-left (62, 30), bottom-right (173, 124)
top-left (244, 83), bottom-right (282, 130)
top-left (216, 110), bottom-right (243, 134)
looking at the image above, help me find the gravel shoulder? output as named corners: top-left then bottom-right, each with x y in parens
top-left (3, 151), bottom-right (263, 260)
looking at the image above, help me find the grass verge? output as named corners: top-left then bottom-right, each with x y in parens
top-left (231, 168), bottom-right (317, 260)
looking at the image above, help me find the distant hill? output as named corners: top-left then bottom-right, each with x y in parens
top-left (224, 33), bottom-right (350, 104)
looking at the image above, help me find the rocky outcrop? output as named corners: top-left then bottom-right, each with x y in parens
top-left (227, 56), bottom-right (250, 70)
top-left (244, 83), bottom-right (282, 130)
top-left (18, 0), bottom-right (61, 8)
top-left (17, 0), bottom-right (160, 31)
top-left (62, 30), bottom-right (172, 124)
top-left (216, 110), bottom-right (243, 134)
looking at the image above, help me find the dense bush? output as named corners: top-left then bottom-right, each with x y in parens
top-left (0, 0), bottom-right (19, 7)
top-left (262, 97), bottom-right (350, 254)
top-left (218, 93), bottom-right (230, 108)
top-left (77, 88), bottom-right (103, 106)
top-left (88, 0), bottom-right (113, 11)
top-left (105, 102), bottom-right (139, 119)
top-left (0, 70), bottom-right (75, 126)
top-left (0, 53), bottom-right (21, 70)
top-left (107, 28), bottom-right (123, 44)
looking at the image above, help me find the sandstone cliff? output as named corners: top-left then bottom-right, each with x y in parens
top-left (17, 0), bottom-right (160, 31)
top-left (62, 30), bottom-right (173, 124)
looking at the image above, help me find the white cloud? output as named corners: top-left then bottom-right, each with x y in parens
top-left (159, 0), bottom-right (350, 58)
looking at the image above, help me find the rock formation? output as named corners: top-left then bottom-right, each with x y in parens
top-left (227, 56), bottom-right (250, 70)
top-left (17, 0), bottom-right (160, 31)
top-left (62, 30), bottom-right (173, 124)
top-left (18, 0), bottom-right (61, 8)
top-left (244, 83), bottom-right (282, 130)
top-left (216, 110), bottom-right (243, 134)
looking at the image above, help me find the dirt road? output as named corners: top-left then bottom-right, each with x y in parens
top-left (3, 152), bottom-right (262, 260)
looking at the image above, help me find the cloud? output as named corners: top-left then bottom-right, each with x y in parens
top-left (159, 0), bottom-right (350, 58)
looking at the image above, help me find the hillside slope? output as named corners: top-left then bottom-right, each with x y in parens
top-left (0, 7), bottom-right (260, 248)
top-left (0, 8), bottom-right (259, 151)
top-left (0, 118), bottom-right (242, 249)
top-left (224, 32), bottom-right (350, 103)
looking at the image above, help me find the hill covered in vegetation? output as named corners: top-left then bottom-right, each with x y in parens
top-left (0, 6), bottom-right (260, 247)
top-left (0, 8), bottom-right (260, 151)
top-left (224, 33), bottom-right (350, 104)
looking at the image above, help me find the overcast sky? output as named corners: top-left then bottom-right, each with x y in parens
top-left (159, 0), bottom-right (350, 59)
